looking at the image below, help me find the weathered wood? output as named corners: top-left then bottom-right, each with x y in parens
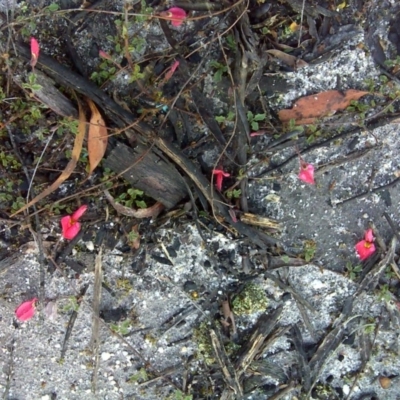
top-left (14, 70), bottom-right (78, 118)
top-left (14, 42), bottom-right (187, 209)
top-left (104, 142), bottom-right (186, 209)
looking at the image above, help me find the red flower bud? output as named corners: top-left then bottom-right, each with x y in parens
top-left (15, 298), bottom-right (38, 321)
top-left (30, 37), bottom-right (40, 68)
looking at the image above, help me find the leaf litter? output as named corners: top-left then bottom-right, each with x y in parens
top-left (2, 0), bottom-right (400, 399)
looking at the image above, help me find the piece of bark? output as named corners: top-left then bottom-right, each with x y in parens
top-left (103, 142), bottom-right (186, 209)
top-left (13, 70), bottom-right (78, 118)
top-left (234, 305), bottom-right (283, 376)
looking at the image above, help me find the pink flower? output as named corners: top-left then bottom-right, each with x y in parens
top-left (355, 229), bottom-right (376, 260)
top-left (298, 159), bottom-right (315, 184)
top-left (15, 298), bottom-right (38, 321)
top-left (30, 37), bottom-right (40, 68)
top-left (250, 130), bottom-right (267, 137)
top-left (99, 50), bottom-right (112, 60)
top-left (61, 205), bottom-right (88, 240)
top-left (164, 60), bottom-right (180, 82)
top-left (160, 7), bottom-right (187, 27)
top-left (212, 169), bottom-right (230, 191)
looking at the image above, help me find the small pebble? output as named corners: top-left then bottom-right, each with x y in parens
top-left (343, 384), bottom-right (350, 395)
top-left (379, 376), bottom-right (391, 389)
top-left (101, 352), bottom-right (112, 361)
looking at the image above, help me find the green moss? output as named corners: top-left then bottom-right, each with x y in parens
top-left (192, 321), bottom-right (241, 366)
top-left (193, 321), bottom-right (215, 366)
top-left (128, 367), bottom-right (148, 383)
top-left (166, 390), bottom-right (193, 400)
top-left (232, 283), bottom-right (268, 315)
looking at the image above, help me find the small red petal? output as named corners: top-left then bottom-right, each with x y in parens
top-left (212, 169), bottom-right (230, 191)
top-left (229, 208), bottom-right (238, 223)
top-left (99, 50), bottom-right (112, 60)
top-left (15, 298), bottom-right (38, 321)
top-left (71, 205), bottom-right (88, 221)
top-left (170, 60), bottom-right (180, 73)
top-left (164, 60), bottom-right (180, 82)
top-left (250, 130), bottom-right (267, 137)
top-left (298, 163), bottom-right (315, 184)
top-left (163, 7), bottom-right (186, 27)
top-left (213, 169), bottom-right (230, 178)
top-left (216, 174), bottom-right (223, 191)
top-left (63, 221), bottom-right (81, 240)
top-left (61, 215), bottom-right (72, 231)
top-left (355, 240), bottom-right (376, 260)
top-left (364, 229), bottom-right (374, 243)
top-left (30, 37), bottom-right (40, 68)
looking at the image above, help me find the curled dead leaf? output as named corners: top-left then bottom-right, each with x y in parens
top-left (10, 98), bottom-right (86, 217)
top-left (103, 190), bottom-right (164, 218)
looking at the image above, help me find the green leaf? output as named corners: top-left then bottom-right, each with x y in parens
top-left (210, 60), bottom-right (222, 68)
top-left (135, 200), bottom-right (147, 209)
top-left (215, 116), bottom-right (226, 123)
top-left (232, 189), bottom-right (241, 198)
top-left (254, 113), bottom-right (266, 121)
top-left (251, 121), bottom-right (259, 131)
top-left (226, 111), bottom-right (235, 121)
top-left (214, 70), bottom-right (223, 82)
top-left (247, 111), bottom-right (254, 121)
top-left (128, 188), bottom-right (144, 198)
top-left (47, 3), bottom-right (59, 11)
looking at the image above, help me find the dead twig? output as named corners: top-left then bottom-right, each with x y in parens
top-left (210, 329), bottom-right (243, 397)
top-left (91, 246), bottom-right (103, 393)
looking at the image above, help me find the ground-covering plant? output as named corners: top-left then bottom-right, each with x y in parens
top-left (303, 240), bottom-right (317, 262)
top-left (210, 60), bottom-right (228, 83)
top-left (247, 111), bottom-right (266, 131)
top-left (231, 283), bottom-right (268, 315)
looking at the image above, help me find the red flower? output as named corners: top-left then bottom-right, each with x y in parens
top-left (164, 60), bottom-right (180, 82)
top-left (30, 37), bottom-right (40, 68)
top-left (212, 169), bottom-right (230, 191)
top-left (160, 7), bottom-right (187, 27)
top-left (355, 229), bottom-right (376, 260)
top-left (61, 205), bottom-right (88, 240)
top-left (15, 298), bottom-right (38, 321)
top-left (298, 159), bottom-right (315, 184)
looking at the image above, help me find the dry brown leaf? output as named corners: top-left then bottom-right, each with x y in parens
top-left (103, 190), bottom-right (164, 218)
top-left (11, 98), bottom-right (86, 217)
top-left (87, 99), bottom-right (108, 175)
top-left (278, 89), bottom-right (369, 125)
top-left (266, 49), bottom-right (308, 69)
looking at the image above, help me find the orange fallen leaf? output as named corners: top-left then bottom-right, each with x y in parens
top-left (11, 98), bottom-right (86, 217)
top-left (278, 89), bottom-right (369, 125)
top-left (87, 99), bottom-right (108, 175)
